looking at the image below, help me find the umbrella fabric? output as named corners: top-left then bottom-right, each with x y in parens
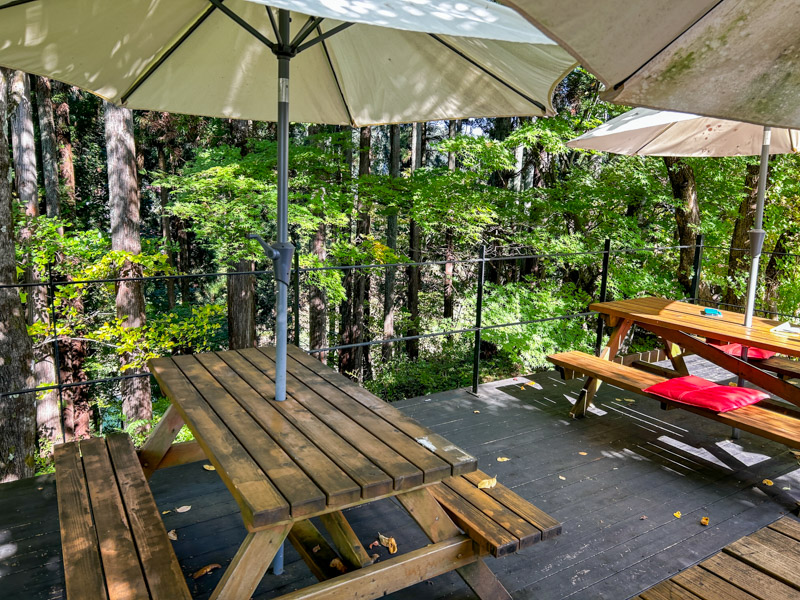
top-left (502, 0), bottom-right (800, 129)
top-left (0, 0), bottom-right (575, 126)
top-left (567, 108), bottom-right (800, 157)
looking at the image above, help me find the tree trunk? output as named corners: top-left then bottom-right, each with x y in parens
top-left (443, 120), bottom-right (458, 320)
top-left (34, 76), bottom-right (61, 222)
top-left (0, 67), bottom-right (38, 481)
top-left (763, 230), bottom-right (790, 318)
top-left (157, 145), bottom-right (176, 309)
top-left (406, 123), bottom-right (424, 360)
top-left (382, 124), bottom-right (400, 361)
top-left (104, 101), bottom-right (151, 426)
top-left (722, 163), bottom-right (761, 309)
top-left (309, 221), bottom-right (327, 362)
top-left (663, 157), bottom-right (700, 293)
top-left (175, 218), bottom-right (191, 304)
top-left (355, 126), bottom-right (372, 381)
top-left (227, 259), bottom-right (256, 349)
top-left (11, 71), bottom-right (61, 446)
top-left (339, 128), bottom-right (355, 376)
top-left (52, 81), bottom-right (77, 208)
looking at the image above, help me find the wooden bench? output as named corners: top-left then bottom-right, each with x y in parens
top-left (755, 355), bottom-right (800, 380)
top-left (55, 433), bottom-right (191, 600)
top-left (548, 350), bottom-right (800, 449)
top-left (430, 469), bottom-right (561, 558)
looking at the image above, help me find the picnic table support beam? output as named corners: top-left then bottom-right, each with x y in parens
top-left (662, 338), bottom-right (690, 376)
top-left (288, 520), bottom-right (344, 581)
top-left (138, 404), bottom-right (185, 479)
top-left (319, 511), bottom-right (373, 569)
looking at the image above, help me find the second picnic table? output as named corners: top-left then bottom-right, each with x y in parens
top-left (140, 344), bottom-right (530, 600)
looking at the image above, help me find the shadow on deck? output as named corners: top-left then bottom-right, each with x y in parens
top-left (2, 356), bottom-right (799, 599)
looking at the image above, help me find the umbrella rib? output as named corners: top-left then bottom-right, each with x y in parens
top-left (428, 34), bottom-right (546, 113)
top-left (0, 0), bottom-right (36, 10)
top-left (120, 3), bottom-right (219, 105)
top-left (296, 22), bottom-right (353, 54)
top-left (292, 16), bottom-right (324, 48)
top-left (632, 121), bottom-right (678, 155)
top-left (316, 28), bottom-right (355, 127)
top-left (208, 0), bottom-right (276, 52)
top-left (266, 6), bottom-right (281, 45)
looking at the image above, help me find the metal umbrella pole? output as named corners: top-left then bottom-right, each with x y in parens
top-left (742, 126), bottom-right (771, 328)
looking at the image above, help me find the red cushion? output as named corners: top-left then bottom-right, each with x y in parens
top-left (643, 375), bottom-right (768, 412)
top-left (708, 342), bottom-right (777, 360)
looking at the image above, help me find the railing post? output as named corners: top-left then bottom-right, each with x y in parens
top-left (292, 235), bottom-right (300, 347)
top-left (472, 245), bottom-right (486, 395)
top-left (594, 238), bottom-right (611, 356)
top-left (690, 234), bottom-right (704, 304)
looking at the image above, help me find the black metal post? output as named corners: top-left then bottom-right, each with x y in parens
top-left (594, 238), bottom-right (611, 356)
top-left (472, 246), bottom-right (486, 395)
top-left (46, 265), bottom-right (66, 444)
top-left (690, 234), bottom-right (704, 303)
top-left (293, 234), bottom-right (300, 347)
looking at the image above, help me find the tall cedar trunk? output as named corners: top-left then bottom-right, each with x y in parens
top-left (722, 163), bottom-right (761, 308)
top-left (339, 128), bottom-right (355, 376)
top-left (406, 123), bottom-right (424, 360)
top-left (52, 81), bottom-right (77, 208)
top-left (309, 221), bottom-right (327, 362)
top-left (662, 157), bottom-right (700, 294)
top-left (175, 218), bottom-right (191, 304)
top-left (157, 145), bottom-right (176, 309)
top-left (0, 67), bottom-right (38, 481)
top-left (355, 126), bottom-right (372, 381)
top-left (104, 101), bottom-right (151, 426)
top-left (763, 230), bottom-right (790, 318)
top-left (382, 124), bottom-right (400, 360)
top-left (11, 71), bottom-right (61, 445)
top-left (227, 259), bottom-right (256, 349)
top-left (443, 120), bottom-right (458, 320)
top-left (34, 77), bottom-right (61, 222)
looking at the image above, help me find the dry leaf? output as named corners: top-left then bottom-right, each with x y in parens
top-left (558, 475), bottom-right (566, 480)
top-left (526, 381), bottom-right (537, 386)
top-left (700, 517), bottom-right (710, 526)
top-left (370, 553), bottom-right (380, 563)
top-left (368, 540), bottom-right (380, 550)
top-left (520, 386), bottom-right (525, 390)
top-left (728, 382), bottom-right (737, 387)
top-left (167, 529), bottom-right (178, 541)
top-left (640, 515), bottom-right (648, 520)
top-left (378, 533), bottom-right (398, 554)
top-left (579, 452), bottom-right (588, 456)
top-left (192, 564), bottom-right (221, 579)
top-left (623, 398), bottom-right (635, 403)
top-left (673, 511), bottom-right (682, 519)
top-left (762, 479), bottom-right (774, 486)
top-left (162, 510), bottom-right (171, 515)
top-left (312, 545), bottom-right (320, 554)
top-left (477, 476), bottom-right (497, 489)
top-left (203, 464), bottom-right (216, 471)
top-left (791, 451), bottom-right (800, 459)
top-left (497, 457), bottom-right (510, 462)
top-left (473, 410), bottom-right (480, 414)
top-left (176, 505), bottom-right (192, 513)
top-left (782, 486), bottom-right (792, 491)
top-left (329, 558), bottom-right (347, 573)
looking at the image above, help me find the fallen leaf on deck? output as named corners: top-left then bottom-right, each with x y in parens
top-left (640, 515), bottom-right (647, 520)
top-left (167, 530), bottom-right (178, 541)
top-left (162, 510), bottom-right (171, 515)
top-left (526, 381), bottom-right (537, 386)
top-left (369, 540), bottom-right (380, 550)
top-left (192, 564), bottom-right (221, 579)
top-left (176, 505), bottom-right (192, 513)
top-left (203, 464), bottom-right (215, 471)
top-left (473, 410), bottom-right (480, 414)
top-left (701, 517), bottom-right (710, 526)
top-left (370, 553), bottom-right (380, 563)
top-left (783, 486), bottom-right (791, 491)
top-left (728, 382), bottom-right (737, 387)
top-left (762, 479), bottom-right (774, 486)
top-left (623, 398), bottom-right (635, 403)
top-left (312, 545), bottom-right (320, 554)
top-left (673, 511), bottom-right (682, 519)
top-left (330, 558), bottom-right (347, 573)
top-left (477, 476), bottom-right (497, 489)
top-left (520, 386), bottom-right (525, 390)
top-left (497, 457), bottom-right (510, 462)
top-left (791, 451), bottom-right (800, 459)
top-left (579, 452), bottom-right (588, 456)
top-left (378, 533), bottom-right (398, 554)
top-left (558, 475), bottom-right (566, 480)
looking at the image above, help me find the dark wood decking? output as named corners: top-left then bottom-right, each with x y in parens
top-left (2, 356), bottom-right (799, 599)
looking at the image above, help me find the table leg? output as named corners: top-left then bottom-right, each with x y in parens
top-left (138, 404), bottom-right (185, 479)
top-left (662, 338), bottom-right (690, 376)
top-left (570, 319), bottom-right (633, 418)
top-left (319, 511), bottom-right (373, 569)
top-left (210, 523), bottom-right (292, 600)
top-left (397, 487), bottom-right (511, 600)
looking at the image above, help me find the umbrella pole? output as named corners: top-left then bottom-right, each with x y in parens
top-left (742, 126), bottom-right (770, 328)
top-left (274, 9), bottom-right (293, 402)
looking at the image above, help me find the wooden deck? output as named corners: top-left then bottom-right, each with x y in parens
top-left (636, 517), bottom-right (800, 599)
top-left (2, 355), bottom-right (799, 599)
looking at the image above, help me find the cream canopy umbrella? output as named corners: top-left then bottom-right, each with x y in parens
top-left (502, 0), bottom-right (800, 130)
top-left (0, 0), bottom-right (576, 402)
top-left (568, 107), bottom-right (800, 328)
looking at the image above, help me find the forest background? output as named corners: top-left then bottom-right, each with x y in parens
top-left (2, 67), bottom-right (800, 481)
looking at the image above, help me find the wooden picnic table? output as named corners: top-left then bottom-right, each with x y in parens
top-left (583, 297), bottom-right (800, 415)
top-left (141, 344), bottom-right (510, 600)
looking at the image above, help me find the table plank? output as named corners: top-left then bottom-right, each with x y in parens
top-left (274, 349), bottom-right (451, 483)
top-left (286, 345), bottom-right (477, 476)
top-left (224, 349), bottom-right (394, 499)
top-left (172, 355), bottom-right (326, 518)
top-left (195, 352), bottom-right (361, 508)
top-left (238, 348), bottom-right (423, 491)
top-left (149, 357), bottom-right (289, 528)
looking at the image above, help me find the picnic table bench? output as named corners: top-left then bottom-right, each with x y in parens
top-left (55, 433), bottom-right (191, 600)
top-left (141, 344), bottom-right (561, 600)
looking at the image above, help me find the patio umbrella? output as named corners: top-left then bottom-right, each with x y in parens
top-left (501, 0), bottom-right (800, 130)
top-left (0, 0), bottom-right (576, 401)
top-left (567, 107), bottom-right (800, 328)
